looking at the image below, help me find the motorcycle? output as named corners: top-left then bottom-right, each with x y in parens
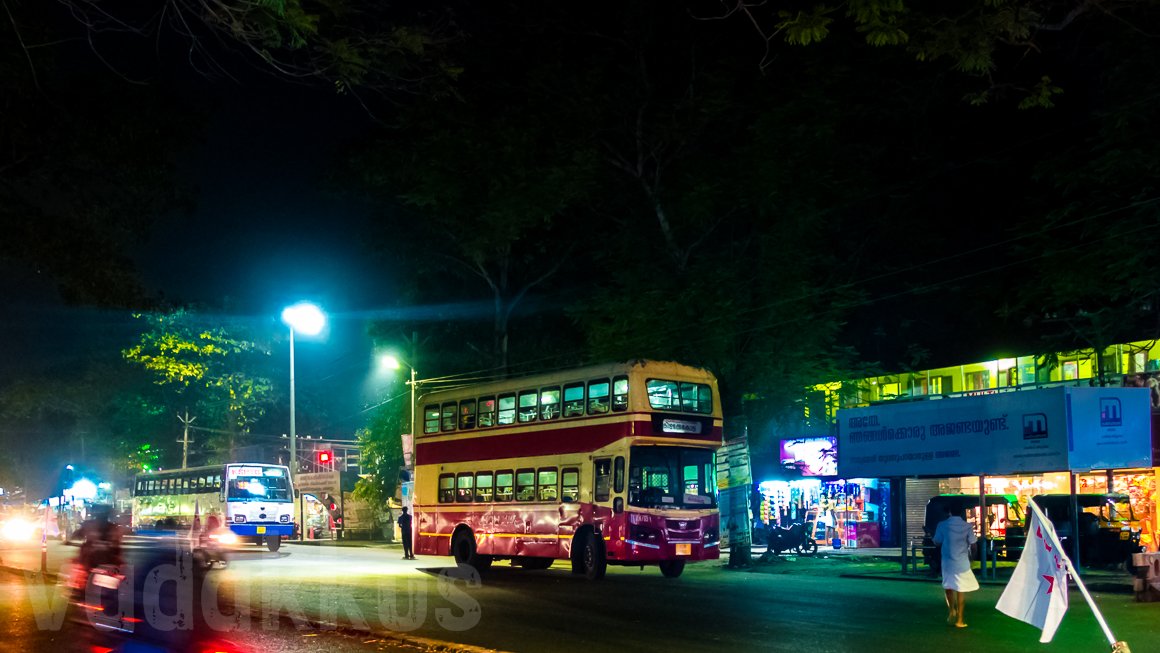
top-left (767, 521), bottom-right (819, 555)
top-left (193, 526), bottom-right (237, 570)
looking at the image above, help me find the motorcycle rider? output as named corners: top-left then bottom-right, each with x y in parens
top-left (76, 504), bottom-right (123, 572)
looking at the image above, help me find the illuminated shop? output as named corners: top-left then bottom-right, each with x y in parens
top-left (756, 436), bottom-right (899, 548)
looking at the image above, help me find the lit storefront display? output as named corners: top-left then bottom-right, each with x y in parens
top-left (757, 436), bottom-right (898, 549)
top-left (937, 470), bottom-right (1158, 553)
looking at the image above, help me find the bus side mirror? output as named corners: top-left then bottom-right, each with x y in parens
top-left (613, 497), bottom-right (624, 514)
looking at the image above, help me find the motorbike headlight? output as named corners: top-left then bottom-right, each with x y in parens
top-left (210, 531), bottom-right (239, 545)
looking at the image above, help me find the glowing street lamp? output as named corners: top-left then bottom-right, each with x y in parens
top-left (282, 302), bottom-right (326, 473)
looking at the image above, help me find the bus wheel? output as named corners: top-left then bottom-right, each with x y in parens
top-left (451, 529), bottom-right (478, 567)
top-left (659, 560), bottom-right (685, 578)
top-left (266, 535), bottom-right (281, 552)
top-left (580, 532), bottom-right (606, 581)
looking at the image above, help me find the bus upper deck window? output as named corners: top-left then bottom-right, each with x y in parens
top-left (478, 396), bottom-right (497, 427)
top-left (518, 390), bottom-right (538, 423)
top-left (498, 394), bottom-right (516, 425)
top-left (459, 400), bottom-right (477, 430)
top-left (441, 403), bottom-right (457, 432)
top-left (681, 382), bottom-right (713, 414)
top-left (563, 383), bottom-right (585, 417)
top-left (587, 379), bottom-right (610, 414)
top-left (647, 379), bottom-right (679, 411)
top-left (540, 387), bottom-right (560, 420)
top-left (424, 405), bottom-right (441, 434)
top-left (612, 375), bottom-right (628, 411)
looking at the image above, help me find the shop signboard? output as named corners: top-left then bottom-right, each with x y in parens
top-left (295, 471), bottom-right (341, 499)
top-left (839, 387), bottom-right (1154, 478)
top-left (1066, 387), bottom-right (1152, 471)
top-left (838, 388), bottom-right (1071, 477)
top-left (716, 436), bottom-right (752, 551)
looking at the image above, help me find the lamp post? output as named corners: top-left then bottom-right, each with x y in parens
top-left (282, 302), bottom-right (326, 474)
top-left (381, 355), bottom-right (419, 469)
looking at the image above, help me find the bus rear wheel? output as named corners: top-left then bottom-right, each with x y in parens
top-left (451, 529), bottom-right (485, 570)
top-left (266, 535), bottom-right (281, 552)
top-left (659, 560), bottom-right (685, 578)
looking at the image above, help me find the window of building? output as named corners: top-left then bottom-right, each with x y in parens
top-left (459, 400), bottom-right (477, 430)
top-left (424, 405), bottom-right (441, 434)
top-left (478, 396), bottom-right (497, 428)
top-left (612, 375), bottom-right (629, 411)
top-left (562, 468), bottom-right (579, 502)
top-left (441, 403), bottom-right (457, 432)
top-left (456, 473), bottom-right (474, 503)
top-left (475, 472), bottom-right (494, 503)
top-left (540, 387), bottom-right (561, 420)
top-left (518, 390), bottom-right (538, 423)
top-left (588, 379), bottom-right (610, 414)
top-left (498, 394), bottom-right (516, 425)
top-left (515, 469), bottom-right (536, 501)
top-left (563, 383), bottom-right (585, 417)
top-left (438, 474), bottom-right (455, 504)
top-left (495, 470), bottom-right (514, 502)
top-left (594, 459), bottom-right (611, 502)
top-left (537, 468), bottom-right (558, 502)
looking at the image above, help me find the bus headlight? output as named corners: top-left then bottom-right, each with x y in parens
top-left (234, 515), bottom-right (246, 524)
top-left (279, 514), bottom-right (290, 523)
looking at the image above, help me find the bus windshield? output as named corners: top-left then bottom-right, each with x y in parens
top-left (226, 466), bottom-right (293, 502)
top-left (628, 446), bottom-right (716, 509)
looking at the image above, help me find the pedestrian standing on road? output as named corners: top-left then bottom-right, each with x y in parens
top-left (397, 507), bottom-right (414, 560)
top-left (933, 505), bottom-right (978, 628)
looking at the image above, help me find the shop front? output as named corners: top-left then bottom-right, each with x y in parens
top-left (757, 436), bottom-right (900, 549)
top-left (840, 386), bottom-right (1156, 571)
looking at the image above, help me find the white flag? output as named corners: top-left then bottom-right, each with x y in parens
top-left (996, 508), bottom-right (1069, 642)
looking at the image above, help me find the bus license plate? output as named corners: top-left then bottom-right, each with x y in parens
top-left (676, 543), bottom-right (691, 556)
top-left (257, 526), bottom-right (266, 534)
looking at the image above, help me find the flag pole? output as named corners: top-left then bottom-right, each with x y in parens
top-left (1026, 499), bottom-right (1123, 650)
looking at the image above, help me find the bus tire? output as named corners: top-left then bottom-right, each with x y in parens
top-left (579, 532), bottom-right (606, 581)
top-left (451, 528), bottom-right (481, 569)
top-left (659, 560), bottom-right (685, 578)
top-left (266, 535), bottom-right (281, 552)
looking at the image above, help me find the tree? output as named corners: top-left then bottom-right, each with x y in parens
top-left (122, 308), bottom-right (276, 462)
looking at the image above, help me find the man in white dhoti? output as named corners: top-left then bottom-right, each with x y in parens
top-left (933, 505), bottom-right (979, 627)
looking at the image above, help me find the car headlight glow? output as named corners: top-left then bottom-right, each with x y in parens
top-left (1, 518), bottom-right (36, 541)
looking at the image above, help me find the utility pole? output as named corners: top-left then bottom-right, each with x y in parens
top-left (177, 411), bottom-right (196, 469)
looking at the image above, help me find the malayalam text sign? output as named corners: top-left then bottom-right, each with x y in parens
top-left (838, 388), bottom-right (1070, 477)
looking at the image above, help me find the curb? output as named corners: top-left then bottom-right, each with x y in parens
top-left (838, 571), bottom-right (1135, 594)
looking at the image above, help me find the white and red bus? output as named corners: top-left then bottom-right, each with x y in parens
top-left (413, 360), bottom-right (722, 579)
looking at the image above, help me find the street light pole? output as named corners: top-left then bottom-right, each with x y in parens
top-left (282, 302), bottom-right (326, 476)
top-left (288, 325), bottom-right (298, 471)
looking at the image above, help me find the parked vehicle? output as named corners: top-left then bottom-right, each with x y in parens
top-left (1031, 493), bottom-right (1142, 569)
top-left (766, 520), bottom-right (819, 555)
top-left (921, 494), bottom-right (1025, 574)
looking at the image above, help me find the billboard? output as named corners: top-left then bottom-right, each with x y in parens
top-left (837, 387), bottom-right (1153, 477)
top-left (780, 437), bottom-right (838, 476)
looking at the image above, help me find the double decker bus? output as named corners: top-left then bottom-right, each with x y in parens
top-left (414, 360), bottom-right (721, 579)
top-left (131, 462), bottom-right (295, 551)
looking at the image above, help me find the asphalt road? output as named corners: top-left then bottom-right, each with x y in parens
top-left (3, 538), bottom-right (1155, 653)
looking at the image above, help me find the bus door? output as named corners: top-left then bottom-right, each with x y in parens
top-left (557, 466), bottom-right (582, 555)
top-left (591, 457), bottom-right (625, 548)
